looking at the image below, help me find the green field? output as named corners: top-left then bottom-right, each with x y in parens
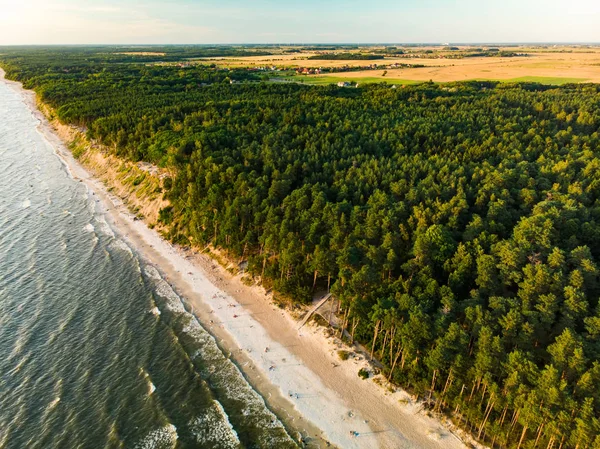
top-left (500, 76), bottom-right (589, 85)
top-left (280, 74), bottom-right (589, 86)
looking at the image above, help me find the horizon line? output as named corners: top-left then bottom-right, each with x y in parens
top-left (1, 42), bottom-right (600, 47)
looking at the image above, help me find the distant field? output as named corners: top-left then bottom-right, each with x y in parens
top-left (210, 46), bottom-right (600, 84)
top-left (282, 76), bottom-right (420, 85)
top-left (281, 74), bottom-right (588, 86)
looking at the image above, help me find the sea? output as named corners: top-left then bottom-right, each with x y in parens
top-left (0, 80), bottom-right (297, 449)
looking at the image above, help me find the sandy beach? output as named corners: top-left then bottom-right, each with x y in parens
top-left (1, 68), bottom-right (471, 449)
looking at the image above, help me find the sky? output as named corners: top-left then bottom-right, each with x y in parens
top-left (0, 0), bottom-right (599, 45)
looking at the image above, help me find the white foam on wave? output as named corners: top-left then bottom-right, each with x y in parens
top-left (155, 283), bottom-right (186, 313)
top-left (140, 368), bottom-right (157, 395)
top-left (178, 316), bottom-right (294, 446)
top-left (188, 400), bottom-right (240, 449)
top-left (133, 424), bottom-right (178, 449)
top-left (87, 198), bottom-right (96, 214)
top-left (22, 199), bottom-right (31, 209)
top-left (109, 239), bottom-right (133, 256)
top-left (144, 266), bottom-right (186, 314)
top-left (48, 397), bottom-right (61, 410)
top-left (150, 307), bottom-right (161, 316)
top-left (144, 265), bottom-right (162, 281)
top-left (143, 267), bottom-right (294, 447)
top-left (131, 257), bottom-right (142, 274)
top-left (95, 216), bottom-right (115, 237)
top-left (83, 223), bottom-right (95, 233)
top-left (45, 378), bottom-right (63, 414)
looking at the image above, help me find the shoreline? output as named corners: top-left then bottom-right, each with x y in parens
top-left (1, 68), bottom-right (471, 449)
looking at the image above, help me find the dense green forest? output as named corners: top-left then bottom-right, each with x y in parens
top-left (2, 47), bottom-right (600, 448)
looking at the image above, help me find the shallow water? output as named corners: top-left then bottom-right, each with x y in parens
top-left (0, 80), bottom-right (296, 449)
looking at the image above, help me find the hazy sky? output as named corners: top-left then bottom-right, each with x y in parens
top-left (0, 0), bottom-right (598, 45)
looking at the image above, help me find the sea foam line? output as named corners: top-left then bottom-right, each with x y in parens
top-left (133, 424), bottom-right (178, 449)
top-left (144, 264), bottom-right (297, 448)
top-left (188, 400), bottom-right (240, 449)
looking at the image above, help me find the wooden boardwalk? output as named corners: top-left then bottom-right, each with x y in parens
top-left (297, 293), bottom-right (332, 329)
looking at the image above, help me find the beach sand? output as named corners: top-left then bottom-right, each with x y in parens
top-left (1, 68), bottom-right (472, 449)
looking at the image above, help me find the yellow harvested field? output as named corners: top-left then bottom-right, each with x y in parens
top-left (206, 47), bottom-right (600, 83)
top-left (328, 53), bottom-right (600, 83)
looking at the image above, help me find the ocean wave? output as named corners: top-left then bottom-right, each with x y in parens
top-left (188, 400), bottom-right (240, 449)
top-left (47, 396), bottom-right (61, 411)
top-left (143, 265), bottom-right (162, 281)
top-left (87, 198), bottom-right (96, 214)
top-left (83, 223), bottom-right (95, 233)
top-left (9, 333), bottom-right (27, 360)
top-left (22, 199), bottom-right (31, 209)
top-left (178, 316), bottom-right (295, 447)
top-left (95, 216), bottom-right (115, 238)
top-left (45, 379), bottom-right (64, 415)
top-left (144, 266), bottom-right (186, 314)
top-left (143, 265), bottom-right (295, 447)
top-left (180, 317), bottom-right (223, 362)
top-left (140, 368), bottom-right (157, 395)
top-left (132, 257), bottom-right (142, 273)
top-left (108, 239), bottom-right (133, 257)
top-left (8, 352), bottom-right (31, 376)
top-left (133, 424), bottom-right (178, 449)
top-left (155, 283), bottom-right (186, 314)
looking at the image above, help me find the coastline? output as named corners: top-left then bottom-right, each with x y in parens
top-left (1, 68), bottom-right (471, 449)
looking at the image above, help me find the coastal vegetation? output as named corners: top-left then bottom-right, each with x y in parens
top-left (2, 46), bottom-right (600, 448)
